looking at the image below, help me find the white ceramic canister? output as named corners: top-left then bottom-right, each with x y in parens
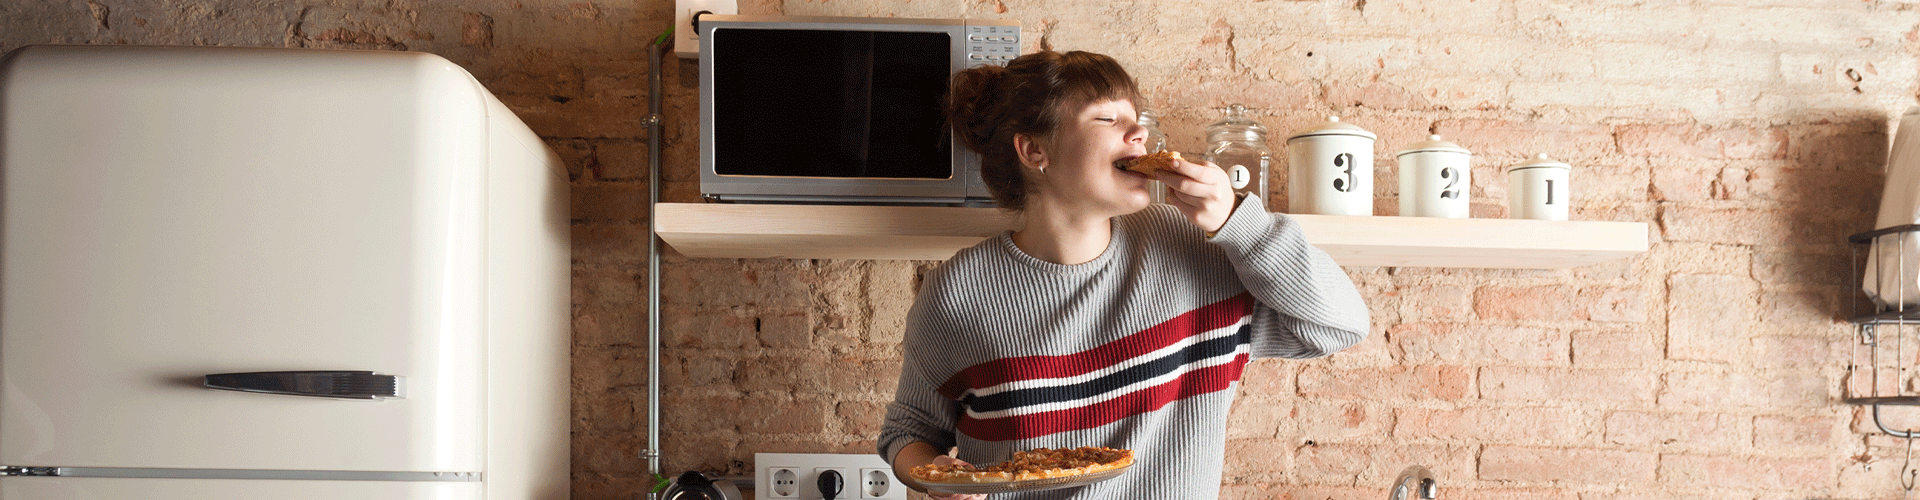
top-left (1507, 153), bottom-right (1573, 221)
top-left (1286, 116), bottom-right (1376, 216)
top-left (1395, 135), bottom-right (1472, 218)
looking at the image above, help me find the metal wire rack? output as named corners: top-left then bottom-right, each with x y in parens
top-left (1847, 224), bottom-right (1920, 438)
top-left (1847, 225), bottom-right (1920, 498)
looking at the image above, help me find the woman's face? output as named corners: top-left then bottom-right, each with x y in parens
top-left (1032, 98), bottom-right (1153, 216)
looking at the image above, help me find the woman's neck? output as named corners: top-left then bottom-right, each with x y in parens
top-left (1011, 198), bottom-right (1114, 265)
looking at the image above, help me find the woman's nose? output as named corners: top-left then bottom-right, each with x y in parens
top-left (1126, 123), bottom-right (1147, 144)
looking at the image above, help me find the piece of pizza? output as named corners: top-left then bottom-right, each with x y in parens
top-left (908, 447), bottom-right (1134, 485)
top-left (1116, 151), bottom-right (1181, 176)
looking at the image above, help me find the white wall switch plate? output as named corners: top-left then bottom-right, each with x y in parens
top-left (755, 453), bottom-right (905, 500)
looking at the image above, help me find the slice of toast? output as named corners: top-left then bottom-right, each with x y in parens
top-left (1118, 150), bottom-right (1181, 175)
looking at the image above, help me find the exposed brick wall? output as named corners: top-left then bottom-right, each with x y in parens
top-left (7, 0), bottom-right (1920, 498)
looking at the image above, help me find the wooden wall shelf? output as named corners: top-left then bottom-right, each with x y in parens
top-left (653, 203), bottom-right (1649, 269)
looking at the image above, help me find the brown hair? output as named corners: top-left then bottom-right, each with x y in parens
top-left (946, 51), bottom-right (1143, 211)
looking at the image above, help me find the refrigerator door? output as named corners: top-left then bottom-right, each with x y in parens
top-left (0, 46), bottom-right (486, 472)
top-left (0, 477), bottom-right (481, 500)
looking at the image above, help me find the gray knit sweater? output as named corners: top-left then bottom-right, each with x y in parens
top-left (878, 196), bottom-right (1370, 500)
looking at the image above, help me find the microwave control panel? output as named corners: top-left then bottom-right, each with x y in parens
top-left (964, 24), bottom-right (1021, 66)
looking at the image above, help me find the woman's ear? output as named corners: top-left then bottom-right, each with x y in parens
top-left (1013, 133), bottom-right (1048, 173)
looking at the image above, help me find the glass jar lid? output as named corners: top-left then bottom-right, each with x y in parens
top-left (1205, 103), bottom-right (1270, 144)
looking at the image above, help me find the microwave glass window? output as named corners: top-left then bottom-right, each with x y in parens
top-left (712, 29), bottom-right (953, 179)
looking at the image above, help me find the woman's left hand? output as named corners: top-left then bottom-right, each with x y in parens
top-left (1156, 158), bottom-right (1239, 234)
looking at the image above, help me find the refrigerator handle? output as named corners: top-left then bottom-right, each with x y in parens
top-left (203, 371), bottom-right (406, 400)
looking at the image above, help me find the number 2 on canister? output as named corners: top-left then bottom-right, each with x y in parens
top-left (1438, 167), bottom-right (1460, 199)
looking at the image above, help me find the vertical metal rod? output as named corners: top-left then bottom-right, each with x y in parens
top-left (644, 38), bottom-right (667, 500)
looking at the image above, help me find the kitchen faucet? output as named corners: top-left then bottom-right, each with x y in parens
top-left (1388, 465), bottom-right (1437, 500)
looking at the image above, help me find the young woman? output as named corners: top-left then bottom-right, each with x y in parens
top-left (877, 50), bottom-right (1370, 500)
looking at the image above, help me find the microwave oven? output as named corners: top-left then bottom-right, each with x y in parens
top-left (697, 15), bottom-right (1020, 206)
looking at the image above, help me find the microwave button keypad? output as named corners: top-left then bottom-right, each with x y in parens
top-left (965, 24), bottom-right (1020, 67)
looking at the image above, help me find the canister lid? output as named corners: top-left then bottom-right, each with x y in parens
top-left (1395, 134), bottom-right (1470, 157)
top-left (1287, 116), bottom-right (1378, 141)
top-left (1508, 153), bottom-right (1572, 171)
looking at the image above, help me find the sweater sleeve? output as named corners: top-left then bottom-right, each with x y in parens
top-left (1207, 195), bottom-right (1370, 359)
top-left (876, 281), bottom-right (963, 466)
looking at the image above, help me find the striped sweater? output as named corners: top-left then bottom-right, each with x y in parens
top-left (878, 196), bottom-right (1370, 500)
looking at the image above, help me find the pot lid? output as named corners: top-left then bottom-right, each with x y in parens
top-left (1509, 153), bottom-right (1571, 171)
top-left (1287, 116), bottom-right (1377, 141)
top-left (1395, 134), bottom-right (1470, 156)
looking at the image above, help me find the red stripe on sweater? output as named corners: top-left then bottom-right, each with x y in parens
top-left (954, 353), bottom-right (1250, 442)
top-left (935, 293), bottom-right (1253, 399)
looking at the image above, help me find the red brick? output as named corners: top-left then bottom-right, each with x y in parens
top-left (1755, 414), bottom-right (1839, 449)
top-left (1392, 322), bottom-right (1570, 365)
top-left (1395, 406), bottom-right (1591, 444)
top-left (1437, 119), bottom-right (1616, 160)
top-left (1658, 207), bottom-right (1784, 245)
top-left (1752, 248), bottom-right (1856, 286)
top-left (1580, 164), bottom-right (1650, 203)
top-left (575, 267), bottom-right (643, 346)
top-left (1650, 166), bottom-right (1713, 202)
top-left (1397, 283), bottom-right (1474, 321)
top-left (1480, 367), bottom-right (1656, 403)
top-left (736, 398), bottom-right (828, 435)
top-left (1222, 438), bottom-right (1294, 480)
top-left (1436, 488), bottom-right (1577, 500)
top-left (1603, 411), bottom-right (1746, 450)
top-left (573, 222), bottom-right (647, 267)
top-left (1295, 400), bottom-right (1391, 441)
top-left (1758, 290), bottom-right (1843, 333)
top-left (822, 357), bottom-right (903, 396)
top-left (575, 429), bottom-right (644, 472)
top-left (570, 182), bottom-right (645, 222)
top-left (1665, 274), bottom-right (1756, 362)
top-left (1153, 78), bottom-right (1317, 112)
top-left (1752, 334), bottom-right (1837, 370)
top-left (835, 401), bottom-right (887, 438)
top-left (662, 307), bottom-right (760, 350)
top-left (1576, 287), bottom-right (1645, 323)
top-left (1786, 118), bottom-right (1891, 171)
top-left (734, 353), bottom-right (832, 393)
top-left (1659, 370), bottom-right (1829, 408)
top-left (1326, 82), bottom-right (1431, 110)
top-left (1238, 360), bottom-right (1298, 395)
top-left (1617, 123), bottom-right (1787, 159)
top-left (1225, 398), bottom-right (1290, 439)
top-left (1474, 285), bottom-right (1576, 321)
top-left (1657, 454), bottom-right (1831, 490)
top-left (1480, 446), bottom-right (1657, 484)
top-left (1571, 329), bottom-right (1661, 366)
top-left (1293, 442), bottom-right (1473, 485)
top-left (1298, 365), bottom-right (1474, 401)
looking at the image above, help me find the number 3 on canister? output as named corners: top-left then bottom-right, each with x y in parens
top-left (1331, 153), bottom-right (1355, 192)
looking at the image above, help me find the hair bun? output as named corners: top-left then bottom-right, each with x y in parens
top-left (945, 64), bottom-right (1011, 154)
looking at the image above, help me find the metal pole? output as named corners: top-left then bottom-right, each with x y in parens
top-left (643, 37), bottom-right (667, 500)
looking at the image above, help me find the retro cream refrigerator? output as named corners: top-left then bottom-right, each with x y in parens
top-left (0, 45), bottom-right (569, 499)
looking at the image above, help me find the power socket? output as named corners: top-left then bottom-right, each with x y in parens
top-left (765, 466), bottom-right (800, 498)
top-left (858, 468), bottom-right (895, 498)
top-left (755, 453), bottom-right (906, 500)
top-left (810, 467), bottom-right (849, 499)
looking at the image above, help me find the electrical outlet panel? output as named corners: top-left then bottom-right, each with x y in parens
top-left (755, 453), bottom-right (906, 500)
